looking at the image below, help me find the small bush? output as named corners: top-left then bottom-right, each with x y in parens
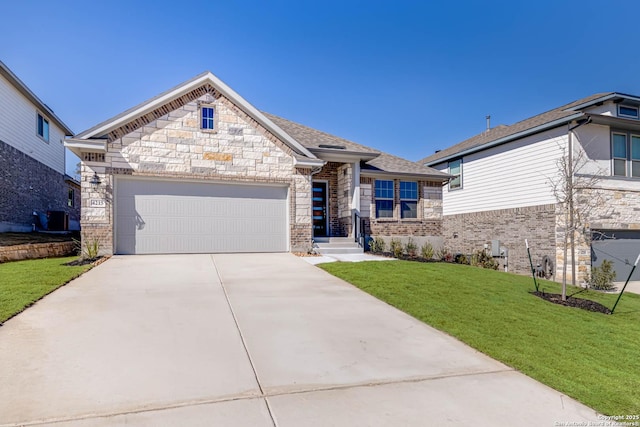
top-left (435, 246), bottom-right (452, 262)
top-left (589, 260), bottom-right (617, 290)
top-left (471, 249), bottom-right (499, 270)
top-left (421, 242), bottom-right (434, 260)
top-left (79, 235), bottom-right (100, 260)
top-left (369, 237), bottom-right (386, 253)
top-left (405, 238), bottom-right (418, 257)
top-left (454, 253), bottom-right (470, 265)
top-left (390, 238), bottom-right (404, 258)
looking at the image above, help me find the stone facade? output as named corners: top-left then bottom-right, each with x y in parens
top-left (0, 139), bottom-right (76, 232)
top-left (443, 204), bottom-right (557, 275)
top-left (81, 92), bottom-right (312, 254)
top-left (555, 186), bottom-right (640, 284)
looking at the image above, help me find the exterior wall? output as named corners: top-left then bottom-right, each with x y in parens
top-left (574, 123), bottom-right (612, 175)
top-left (81, 93), bottom-right (312, 254)
top-left (434, 127), bottom-right (567, 215)
top-left (0, 74), bottom-right (66, 174)
top-left (313, 162), bottom-right (342, 236)
top-left (337, 164), bottom-right (352, 237)
top-left (443, 204), bottom-right (557, 275)
top-left (362, 177), bottom-right (443, 240)
top-left (0, 138), bottom-right (73, 231)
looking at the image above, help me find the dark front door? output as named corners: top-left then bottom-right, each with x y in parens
top-left (312, 182), bottom-right (328, 237)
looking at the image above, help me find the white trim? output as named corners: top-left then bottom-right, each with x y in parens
top-left (76, 72), bottom-right (319, 160)
top-left (64, 138), bottom-right (107, 157)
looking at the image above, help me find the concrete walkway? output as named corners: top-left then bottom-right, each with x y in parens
top-left (0, 254), bottom-right (597, 426)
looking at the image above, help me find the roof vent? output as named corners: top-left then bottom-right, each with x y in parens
top-left (435, 150), bottom-right (441, 153)
top-left (318, 144), bottom-right (346, 150)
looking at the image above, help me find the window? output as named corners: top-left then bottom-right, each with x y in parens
top-left (449, 159), bottom-right (462, 190)
top-left (612, 131), bottom-right (640, 178)
top-left (400, 181), bottom-right (418, 219)
top-left (37, 113), bottom-right (49, 142)
top-left (68, 188), bottom-right (75, 207)
top-left (201, 106), bottom-right (215, 130)
top-left (375, 180), bottom-right (394, 218)
top-left (618, 105), bottom-right (639, 119)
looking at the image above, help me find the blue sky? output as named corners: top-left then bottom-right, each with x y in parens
top-left (2, 1), bottom-right (640, 176)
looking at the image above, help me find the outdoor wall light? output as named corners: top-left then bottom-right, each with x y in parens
top-left (90, 172), bottom-right (102, 189)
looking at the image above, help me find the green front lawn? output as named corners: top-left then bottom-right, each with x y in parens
top-left (320, 261), bottom-right (640, 415)
top-left (0, 257), bottom-right (92, 323)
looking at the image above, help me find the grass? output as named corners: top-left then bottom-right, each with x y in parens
top-left (319, 261), bottom-right (640, 415)
top-left (0, 256), bottom-right (92, 323)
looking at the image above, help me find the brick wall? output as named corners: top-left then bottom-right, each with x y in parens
top-left (313, 162), bottom-right (343, 236)
top-left (443, 204), bottom-right (557, 276)
top-left (0, 139), bottom-right (73, 232)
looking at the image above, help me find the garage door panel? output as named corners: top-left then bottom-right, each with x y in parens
top-left (592, 231), bottom-right (640, 282)
top-left (115, 179), bottom-right (288, 254)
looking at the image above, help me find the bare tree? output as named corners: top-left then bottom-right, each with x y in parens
top-left (549, 120), bottom-right (605, 300)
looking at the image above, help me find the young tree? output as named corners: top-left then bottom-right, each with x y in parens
top-left (550, 119), bottom-right (605, 300)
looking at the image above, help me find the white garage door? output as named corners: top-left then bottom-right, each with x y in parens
top-left (115, 178), bottom-right (288, 254)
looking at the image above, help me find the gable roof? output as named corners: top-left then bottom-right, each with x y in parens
top-left (74, 71), bottom-right (318, 161)
top-left (0, 60), bottom-right (73, 135)
top-left (265, 113), bottom-right (449, 179)
top-left (419, 92), bottom-right (617, 166)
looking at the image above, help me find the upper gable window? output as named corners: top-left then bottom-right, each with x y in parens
top-left (201, 106), bottom-right (216, 130)
top-left (618, 105), bottom-right (639, 119)
top-left (449, 159), bottom-right (462, 190)
top-left (36, 113), bottom-right (49, 142)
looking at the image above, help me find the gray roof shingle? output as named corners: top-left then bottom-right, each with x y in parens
top-left (419, 92), bottom-right (613, 165)
top-left (264, 113), bottom-right (448, 179)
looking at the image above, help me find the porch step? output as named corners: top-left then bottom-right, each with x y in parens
top-left (313, 237), bottom-right (364, 255)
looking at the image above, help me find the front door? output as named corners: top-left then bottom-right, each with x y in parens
top-left (312, 182), bottom-right (328, 237)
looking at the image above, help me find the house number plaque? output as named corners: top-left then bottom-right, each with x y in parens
top-left (90, 199), bottom-right (106, 207)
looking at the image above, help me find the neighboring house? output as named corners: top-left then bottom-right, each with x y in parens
top-left (0, 60), bottom-right (76, 232)
top-left (420, 92), bottom-right (640, 284)
top-left (66, 71), bottom-right (448, 255)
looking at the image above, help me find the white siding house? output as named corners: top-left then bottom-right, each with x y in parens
top-left (0, 60), bottom-right (75, 232)
top-left (421, 92), bottom-right (640, 285)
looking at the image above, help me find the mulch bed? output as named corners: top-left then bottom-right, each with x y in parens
top-left (64, 256), bottom-right (110, 267)
top-left (531, 291), bottom-right (611, 314)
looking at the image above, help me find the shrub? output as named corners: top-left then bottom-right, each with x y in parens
top-left (471, 249), bottom-right (499, 270)
top-left (589, 260), bottom-right (617, 290)
top-left (454, 253), bottom-right (470, 265)
top-left (421, 242), bottom-right (434, 260)
top-left (390, 238), bottom-right (404, 258)
top-left (405, 238), bottom-right (418, 257)
top-left (435, 246), bottom-right (452, 262)
top-left (79, 235), bottom-right (100, 260)
top-left (369, 237), bottom-right (386, 253)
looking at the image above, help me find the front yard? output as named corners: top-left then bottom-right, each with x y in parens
top-left (320, 261), bottom-right (640, 415)
top-left (0, 256), bottom-right (92, 323)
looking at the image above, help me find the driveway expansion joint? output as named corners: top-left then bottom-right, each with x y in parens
top-left (210, 254), bottom-right (278, 427)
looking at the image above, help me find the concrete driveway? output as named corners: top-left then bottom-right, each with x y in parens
top-left (0, 254), bottom-right (596, 426)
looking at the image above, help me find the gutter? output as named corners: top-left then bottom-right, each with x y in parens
top-left (293, 158), bottom-right (325, 167)
top-left (425, 112), bottom-right (585, 166)
top-left (361, 169), bottom-right (451, 181)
